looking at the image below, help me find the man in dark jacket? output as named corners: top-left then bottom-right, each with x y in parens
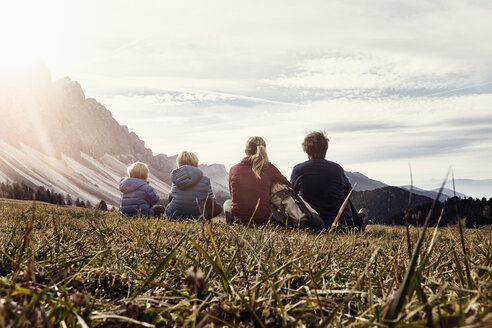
top-left (290, 132), bottom-right (367, 230)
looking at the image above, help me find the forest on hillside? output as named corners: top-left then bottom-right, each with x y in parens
top-left (0, 181), bottom-right (108, 210)
top-left (390, 196), bottom-right (492, 228)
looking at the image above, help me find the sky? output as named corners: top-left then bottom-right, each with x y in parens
top-left (1, 0), bottom-right (491, 189)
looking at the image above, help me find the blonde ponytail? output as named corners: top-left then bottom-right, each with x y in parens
top-left (245, 137), bottom-right (269, 179)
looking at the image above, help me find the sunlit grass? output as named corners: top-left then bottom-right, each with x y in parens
top-left (0, 199), bottom-right (491, 327)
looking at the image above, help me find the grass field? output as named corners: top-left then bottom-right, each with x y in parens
top-left (0, 198), bottom-right (491, 327)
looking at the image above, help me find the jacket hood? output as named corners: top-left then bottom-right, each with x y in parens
top-left (120, 177), bottom-right (148, 193)
top-left (171, 165), bottom-right (203, 190)
top-left (241, 156), bottom-right (253, 166)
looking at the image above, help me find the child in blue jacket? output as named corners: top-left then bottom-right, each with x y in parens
top-left (165, 151), bottom-right (222, 220)
top-left (119, 162), bottom-right (164, 217)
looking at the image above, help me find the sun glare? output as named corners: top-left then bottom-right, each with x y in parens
top-left (0, 1), bottom-right (60, 71)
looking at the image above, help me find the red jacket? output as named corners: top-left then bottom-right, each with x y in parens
top-left (229, 157), bottom-right (292, 225)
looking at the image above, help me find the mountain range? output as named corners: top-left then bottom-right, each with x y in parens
top-left (399, 186), bottom-right (467, 202)
top-left (0, 64), bottom-right (489, 224)
top-left (0, 64), bottom-right (229, 206)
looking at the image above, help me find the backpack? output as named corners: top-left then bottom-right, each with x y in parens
top-left (269, 182), bottom-right (322, 228)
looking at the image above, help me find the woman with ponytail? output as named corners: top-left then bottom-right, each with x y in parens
top-left (224, 136), bottom-right (292, 225)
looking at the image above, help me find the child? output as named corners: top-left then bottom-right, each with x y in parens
top-left (119, 162), bottom-right (164, 217)
top-left (165, 151), bottom-right (222, 220)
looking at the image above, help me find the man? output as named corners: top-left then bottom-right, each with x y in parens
top-left (290, 131), bottom-right (368, 231)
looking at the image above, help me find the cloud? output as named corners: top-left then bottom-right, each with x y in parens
top-left (13, 0), bottom-right (488, 186)
top-left (93, 85), bottom-right (492, 184)
top-left (263, 53), bottom-right (486, 99)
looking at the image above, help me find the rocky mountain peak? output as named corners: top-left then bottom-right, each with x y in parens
top-left (54, 77), bottom-right (86, 104)
top-left (0, 68), bottom-right (230, 205)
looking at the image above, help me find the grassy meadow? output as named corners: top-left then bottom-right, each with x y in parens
top-left (0, 198), bottom-right (491, 327)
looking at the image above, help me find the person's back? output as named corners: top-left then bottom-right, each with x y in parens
top-left (165, 151), bottom-right (221, 220)
top-left (120, 162), bottom-right (160, 217)
top-left (229, 157), bottom-right (290, 225)
top-left (166, 165), bottom-right (214, 219)
top-left (225, 136), bottom-right (292, 225)
top-left (291, 158), bottom-right (351, 226)
top-left (290, 132), bottom-right (353, 227)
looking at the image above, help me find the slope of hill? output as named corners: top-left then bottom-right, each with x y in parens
top-left (416, 179), bottom-right (492, 199)
top-left (0, 64), bottom-right (229, 206)
top-left (345, 171), bottom-right (387, 191)
top-left (399, 185), bottom-right (468, 202)
top-left (351, 186), bottom-right (434, 224)
top-left (435, 179), bottom-right (491, 199)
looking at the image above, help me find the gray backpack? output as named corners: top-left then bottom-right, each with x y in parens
top-left (269, 182), bottom-right (322, 228)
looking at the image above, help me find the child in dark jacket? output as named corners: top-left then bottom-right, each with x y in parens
top-left (165, 151), bottom-right (222, 220)
top-left (119, 162), bottom-right (164, 217)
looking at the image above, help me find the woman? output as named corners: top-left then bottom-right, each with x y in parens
top-left (165, 151), bottom-right (222, 220)
top-left (224, 136), bottom-right (292, 225)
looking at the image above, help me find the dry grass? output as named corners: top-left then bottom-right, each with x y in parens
top-left (0, 198), bottom-right (491, 327)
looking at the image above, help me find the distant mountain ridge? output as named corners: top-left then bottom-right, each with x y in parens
top-left (399, 186), bottom-right (467, 202)
top-left (417, 179), bottom-right (492, 199)
top-left (0, 64), bottom-right (229, 206)
top-left (344, 171), bottom-right (387, 191)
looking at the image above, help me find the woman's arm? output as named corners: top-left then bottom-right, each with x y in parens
top-left (270, 164), bottom-right (293, 188)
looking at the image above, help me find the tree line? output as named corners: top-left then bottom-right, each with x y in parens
top-left (390, 196), bottom-right (492, 228)
top-left (0, 181), bottom-right (109, 210)
top-left (2, 181), bottom-right (490, 226)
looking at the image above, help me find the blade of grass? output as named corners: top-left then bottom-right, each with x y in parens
top-left (247, 198), bottom-right (261, 228)
top-left (129, 235), bottom-right (185, 302)
top-left (91, 314), bottom-right (155, 327)
top-left (452, 170), bottom-right (475, 289)
top-left (237, 292), bottom-right (266, 328)
top-left (319, 247), bottom-right (380, 327)
top-left (452, 249), bottom-right (467, 288)
top-left (328, 183), bottom-right (356, 234)
top-left (405, 164), bottom-right (414, 258)
top-left (382, 168), bottom-right (450, 324)
top-left (188, 236), bottom-right (230, 294)
top-left (205, 224), bottom-right (225, 278)
top-left (226, 246), bottom-right (239, 276)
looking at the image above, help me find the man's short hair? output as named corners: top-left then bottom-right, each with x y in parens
top-left (302, 131), bottom-right (329, 159)
top-left (128, 162), bottom-right (149, 180)
top-left (177, 151), bottom-right (199, 167)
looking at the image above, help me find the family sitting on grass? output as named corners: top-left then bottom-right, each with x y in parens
top-left (119, 132), bottom-right (368, 232)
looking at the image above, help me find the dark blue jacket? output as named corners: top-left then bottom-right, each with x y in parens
top-left (119, 177), bottom-right (159, 217)
top-left (290, 159), bottom-right (352, 226)
top-left (165, 165), bottom-right (215, 219)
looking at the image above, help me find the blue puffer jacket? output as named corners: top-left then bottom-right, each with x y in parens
top-left (165, 165), bottom-right (215, 219)
top-left (119, 177), bottom-right (159, 217)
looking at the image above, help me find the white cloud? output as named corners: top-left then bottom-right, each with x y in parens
top-left (264, 54), bottom-right (475, 92)
top-left (94, 87), bottom-right (492, 186)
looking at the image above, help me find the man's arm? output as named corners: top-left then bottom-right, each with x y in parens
top-left (290, 166), bottom-right (300, 191)
top-left (343, 173), bottom-right (352, 196)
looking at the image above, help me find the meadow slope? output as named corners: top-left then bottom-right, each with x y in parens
top-left (0, 199), bottom-right (491, 327)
